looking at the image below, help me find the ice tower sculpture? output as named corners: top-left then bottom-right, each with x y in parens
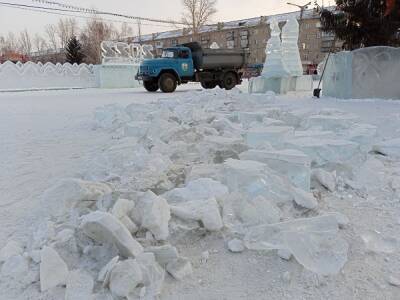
top-left (281, 15), bottom-right (303, 76)
top-left (249, 19), bottom-right (291, 94)
top-left (282, 15), bottom-right (313, 91)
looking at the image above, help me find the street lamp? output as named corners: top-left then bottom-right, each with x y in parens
top-left (287, 2), bottom-right (312, 20)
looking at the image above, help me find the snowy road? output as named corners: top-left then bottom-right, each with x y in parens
top-left (0, 86), bottom-right (399, 299)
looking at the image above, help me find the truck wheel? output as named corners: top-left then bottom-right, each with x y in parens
top-left (159, 73), bottom-right (177, 93)
top-left (143, 80), bottom-right (159, 92)
top-left (223, 72), bottom-right (237, 90)
top-left (201, 81), bottom-right (217, 89)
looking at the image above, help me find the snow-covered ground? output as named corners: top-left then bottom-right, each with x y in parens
top-left (0, 85), bottom-right (399, 300)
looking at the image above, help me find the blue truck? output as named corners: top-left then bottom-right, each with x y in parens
top-left (136, 42), bottom-right (249, 93)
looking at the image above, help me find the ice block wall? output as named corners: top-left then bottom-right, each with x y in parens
top-left (0, 61), bottom-right (98, 90)
top-left (323, 46), bottom-right (400, 100)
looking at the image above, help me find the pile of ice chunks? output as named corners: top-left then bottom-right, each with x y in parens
top-left (3, 89), bottom-right (388, 299)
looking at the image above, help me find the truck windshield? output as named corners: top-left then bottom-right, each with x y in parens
top-left (161, 50), bottom-right (176, 58)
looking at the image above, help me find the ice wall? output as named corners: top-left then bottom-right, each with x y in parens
top-left (323, 46), bottom-right (400, 100)
top-left (0, 61), bottom-right (98, 91)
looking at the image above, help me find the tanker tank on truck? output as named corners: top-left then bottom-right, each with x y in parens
top-left (136, 42), bottom-right (249, 93)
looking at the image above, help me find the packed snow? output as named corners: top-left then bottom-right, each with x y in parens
top-left (0, 86), bottom-right (400, 299)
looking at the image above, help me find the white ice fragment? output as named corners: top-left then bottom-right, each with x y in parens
top-left (81, 211), bottom-right (143, 258)
top-left (109, 259), bottom-right (143, 298)
top-left (145, 245), bottom-right (179, 266)
top-left (312, 169), bottom-right (336, 192)
top-left (223, 159), bottom-right (293, 205)
top-left (133, 191), bottom-right (171, 241)
top-left (170, 197), bottom-right (223, 231)
top-left (282, 271), bottom-right (291, 282)
top-left (40, 246), bottom-right (69, 292)
top-left (0, 240), bottom-right (23, 262)
top-left (43, 179), bottom-right (112, 217)
top-left (244, 216), bottom-right (348, 275)
top-left (120, 216), bottom-right (138, 235)
top-left (361, 231), bottom-right (398, 254)
top-left (388, 275), bottom-right (400, 287)
top-left (136, 252), bottom-right (165, 298)
top-left (163, 178), bottom-right (228, 203)
top-left (1, 254), bottom-right (29, 283)
top-left (322, 212), bottom-right (350, 228)
top-left (355, 157), bottom-right (386, 192)
top-left (98, 256), bottom-right (119, 287)
top-left (277, 249), bottom-right (292, 260)
top-left (235, 195), bottom-right (281, 225)
top-left (391, 177), bottom-right (400, 191)
top-left (29, 250), bottom-right (41, 263)
top-left (286, 137), bottom-right (360, 166)
top-left (227, 239), bottom-right (245, 253)
top-left (112, 199), bottom-right (138, 234)
top-left (245, 126), bottom-right (294, 148)
top-left (65, 270), bottom-right (94, 300)
top-left (303, 114), bottom-right (358, 131)
top-left (124, 121), bottom-right (149, 138)
top-left (292, 187), bottom-right (318, 210)
top-left (112, 199), bottom-right (135, 219)
top-left (373, 138), bottom-right (400, 158)
top-left (166, 257), bottom-right (193, 280)
top-left (239, 149), bottom-right (311, 191)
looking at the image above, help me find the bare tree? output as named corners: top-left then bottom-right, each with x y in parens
top-left (45, 24), bottom-right (59, 50)
top-left (33, 34), bottom-right (48, 53)
top-left (57, 18), bottom-right (78, 49)
top-left (18, 29), bottom-right (32, 55)
top-left (80, 17), bottom-right (115, 64)
top-left (181, 0), bottom-right (217, 34)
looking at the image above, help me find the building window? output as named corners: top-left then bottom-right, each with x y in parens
top-left (171, 39), bottom-right (178, 46)
top-left (226, 31), bottom-right (235, 41)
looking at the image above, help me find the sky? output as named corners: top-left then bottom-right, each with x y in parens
top-left (0, 0), bottom-right (326, 37)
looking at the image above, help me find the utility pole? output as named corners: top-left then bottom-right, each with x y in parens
top-left (287, 1), bottom-right (312, 20)
top-left (137, 19), bottom-right (142, 45)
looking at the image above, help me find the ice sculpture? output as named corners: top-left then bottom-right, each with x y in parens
top-left (248, 19), bottom-right (291, 94)
top-left (323, 46), bottom-right (400, 99)
top-left (98, 41), bottom-right (153, 89)
top-left (281, 14), bottom-right (313, 91)
top-left (281, 14), bottom-right (303, 76)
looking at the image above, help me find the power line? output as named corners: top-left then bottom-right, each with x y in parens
top-left (0, 3), bottom-right (181, 29)
top-left (31, 0), bottom-right (186, 25)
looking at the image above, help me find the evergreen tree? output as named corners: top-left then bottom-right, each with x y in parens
top-left (320, 0), bottom-right (400, 50)
top-left (65, 36), bottom-right (85, 64)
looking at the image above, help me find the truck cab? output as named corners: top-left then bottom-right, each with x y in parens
top-left (137, 42), bottom-right (248, 93)
top-left (137, 46), bottom-right (195, 93)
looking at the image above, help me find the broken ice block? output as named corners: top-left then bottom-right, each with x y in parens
top-left (124, 121), bottom-right (149, 138)
top-left (245, 126), bottom-right (294, 148)
top-left (285, 137), bottom-right (360, 166)
top-left (170, 198), bottom-right (223, 231)
top-left (303, 114), bottom-right (358, 131)
top-left (223, 159), bottom-right (293, 205)
top-left (244, 215), bottom-right (348, 275)
top-left (163, 178), bottom-right (228, 203)
top-left (373, 138), bottom-right (400, 158)
top-left (239, 149), bottom-right (311, 190)
top-left (81, 211), bottom-right (144, 258)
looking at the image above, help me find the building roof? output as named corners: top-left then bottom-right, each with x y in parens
top-left (132, 7), bottom-right (331, 43)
